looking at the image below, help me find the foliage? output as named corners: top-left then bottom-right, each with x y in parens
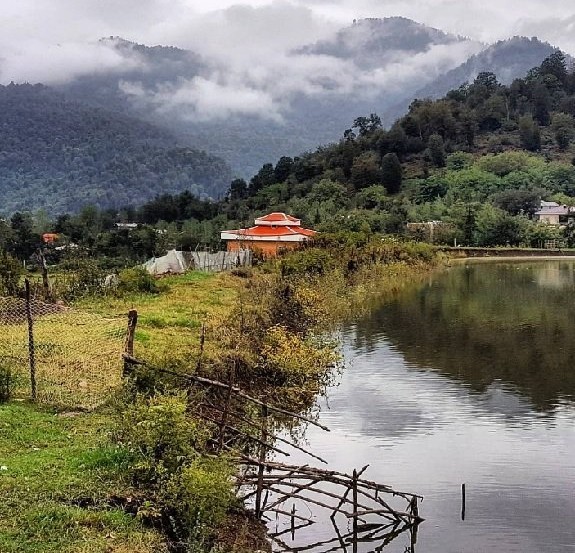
top-left (0, 250), bottom-right (22, 296)
top-left (0, 83), bottom-right (231, 215)
top-left (118, 267), bottom-right (163, 295)
top-left (0, 364), bottom-right (14, 402)
top-left (117, 393), bottom-right (234, 541)
top-left (551, 112), bottom-right (575, 150)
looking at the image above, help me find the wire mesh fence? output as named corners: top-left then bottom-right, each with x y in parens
top-left (0, 292), bottom-right (125, 409)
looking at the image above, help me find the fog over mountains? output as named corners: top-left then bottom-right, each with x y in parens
top-left (0, 15), bottom-right (570, 209)
top-left (47, 18), bottom-right (560, 177)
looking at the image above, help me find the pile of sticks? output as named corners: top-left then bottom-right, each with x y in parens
top-left (122, 347), bottom-right (424, 552)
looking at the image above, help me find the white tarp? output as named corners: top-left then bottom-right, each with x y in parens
top-left (143, 249), bottom-right (252, 275)
top-left (143, 250), bottom-right (192, 275)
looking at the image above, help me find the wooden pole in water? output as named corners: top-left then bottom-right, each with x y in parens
top-left (461, 483), bottom-right (466, 521)
top-left (291, 503), bottom-right (296, 540)
top-left (255, 403), bottom-right (268, 518)
top-left (352, 468), bottom-right (359, 553)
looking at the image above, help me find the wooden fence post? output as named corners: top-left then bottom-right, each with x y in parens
top-left (25, 279), bottom-right (36, 401)
top-left (38, 249), bottom-right (51, 302)
top-left (123, 309), bottom-right (138, 376)
top-left (255, 403), bottom-right (269, 518)
top-left (218, 360), bottom-right (235, 452)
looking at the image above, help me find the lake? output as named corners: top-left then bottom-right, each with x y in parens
top-left (275, 260), bottom-right (575, 553)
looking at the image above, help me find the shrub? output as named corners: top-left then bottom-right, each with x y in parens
top-left (116, 393), bottom-right (234, 542)
top-left (118, 267), bottom-right (163, 295)
top-left (279, 248), bottom-right (334, 277)
top-left (0, 250), bottom-right (23, 297)
top-left (0, 363), bottom-right (14, 402)
top-left (163, 457), bottom-right (234, 539)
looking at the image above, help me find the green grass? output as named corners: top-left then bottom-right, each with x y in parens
top-left (76, 270), bottom-right (241, 365)
top-left (0, 402), bottom-right (166, 553)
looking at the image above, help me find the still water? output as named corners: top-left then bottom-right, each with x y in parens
top-left (281, 261), bottom-right (575, 552)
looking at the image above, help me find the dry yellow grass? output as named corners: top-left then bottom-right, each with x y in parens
top-left (0, 271), bottom-right (242, 409)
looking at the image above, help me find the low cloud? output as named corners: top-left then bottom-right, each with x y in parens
top-left (0, 40), bottom-right (144, 85)
top-left (120, 77), bottom-right (284, 122)
top-left (0, 0), bottom-right (573, 122)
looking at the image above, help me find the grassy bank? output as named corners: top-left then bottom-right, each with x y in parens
top-left (1, 235), bottom-right (443, 553)
top-left (0, 402), bottom-right (165, 553)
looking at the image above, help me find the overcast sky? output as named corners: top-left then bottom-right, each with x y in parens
top-left (3, 0), bottom-right (575, 121)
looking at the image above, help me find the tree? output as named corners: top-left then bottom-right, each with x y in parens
top-left (350, 152), bottom-right (383, 190)
top-left (229, 178), bottom-right (248, 201)
top-left (9, 212), bottom-right (39, 259)
top-left (532, 83), bottom-right (551, 126)
top-left (551, 112), bottom-right (575, 150)
top-left (381, 153), bottom-right (403, 194)
top-left (492, 189), bottom-right (543, 216)
top-left (475, 205), bottom-right (523, 246)
top-left (540, 50), bottom-right (568, 85)
top-left (249, 163), bottom-right (275, 194)
top-left (352, 113), bottom-right (382, 137)
top-left (274, 157), bottom-right (294, 183)
top-left (427, 134), bottom-right (446, 167)
top-left (519, 115), bottom-right (541, 151)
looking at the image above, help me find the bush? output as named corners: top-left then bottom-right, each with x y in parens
top-left (0, 250), bottom-right (23, 297)
top-left (116, 393), bottom-right (234, 542)
top-left (279, 248), bottom-right (334, 277)
top-left (0, 364), bottom-right (14, 402)
top-left (117, 393), bottom-right (207, 483)
top-left (53, 258), bottom-right (107, 301)
top-left (163, 457), bottom-right (234, 540)
top-left (118, 267), bottom-right (163, 294)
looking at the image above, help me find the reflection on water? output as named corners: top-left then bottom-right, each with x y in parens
top-left (279, 261), bottom-right (575, 553)
top-left (352, 261), bottom-right (575, 411)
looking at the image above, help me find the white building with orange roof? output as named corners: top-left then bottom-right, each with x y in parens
top-left (221, 212), bottom-right (316, 257)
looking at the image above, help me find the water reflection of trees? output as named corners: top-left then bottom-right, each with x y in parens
top-left (350, 262), bottom-right (575, 411)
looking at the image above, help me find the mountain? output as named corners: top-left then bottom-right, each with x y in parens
top-left (385, 37), bottom-right (562, 122)
top-left (56, 20), bottom-right (482, 177)
top-left (299, 16), bottom-right (469, 68)
top-left (0, 83), bottom-right (231, 215)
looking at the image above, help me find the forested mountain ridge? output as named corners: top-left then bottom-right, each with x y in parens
top-left (0, 83), bottom-right (231, 215)
top-left (298, 16), bottom-right (471, 68)
top-left (386, 37), bottom-right (564, 122)
top-left (54, 20), bottom-right (565, 178)
top-left (56, 18), bottom-right (485, 177)
top-left (5, 53), bottom-right (575, 263)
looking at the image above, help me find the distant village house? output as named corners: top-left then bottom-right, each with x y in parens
top-left (534, 201), bottom-right (575, 225)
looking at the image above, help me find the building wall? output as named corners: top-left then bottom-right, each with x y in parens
top-left (226, 240), bottom-right (301, 257)
top-left (537, 214), bottom-right (561, 224)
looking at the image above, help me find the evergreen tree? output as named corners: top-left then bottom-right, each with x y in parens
top-left (427, 134), bottom-right (446, 167)
top-left (519, 115), bottom-right (541, 151)
top-left (381, 153), bottom-right (403, 194)
top-left (551, 113), bottom-right (575, 150)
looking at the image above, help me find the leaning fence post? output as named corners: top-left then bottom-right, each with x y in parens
top-left (123, 309), bottom-right (138, 377)
top-left (218, 360), bottom-right (235, 452)
top-left (24, 279), bottom-right (37, 401)
top-left (255, 403), bottom-right (269, 518)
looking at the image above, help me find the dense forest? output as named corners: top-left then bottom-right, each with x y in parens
top-left (3, 51), bottom-right (575, 266)
top-left (0, 84), bottom-right (231, 214)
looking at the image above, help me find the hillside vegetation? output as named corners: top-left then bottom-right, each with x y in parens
top-left (3, 52), bottom-right (575, 262)
top-left (0, 84), bottom-right (231, 215)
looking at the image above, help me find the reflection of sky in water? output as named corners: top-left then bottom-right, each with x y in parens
top-left (276, 263), bottom-right (575, 553)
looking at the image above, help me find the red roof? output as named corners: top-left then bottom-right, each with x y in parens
top-left (255, 212), bottom-right (300, 226)
top-left (221, 212), bottom-right (316, 240)
top-left (228, 225), bottom-right (316, 238)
